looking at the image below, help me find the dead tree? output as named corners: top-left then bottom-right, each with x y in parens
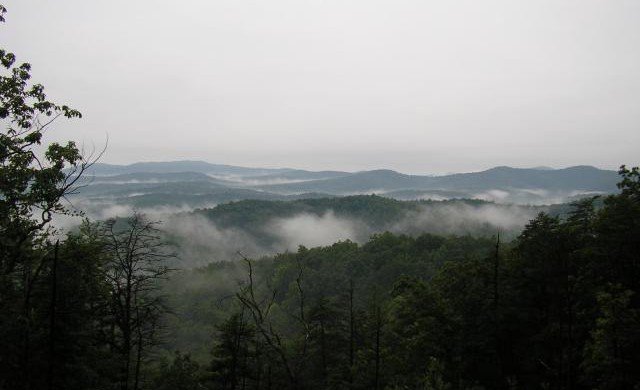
top-left (236, 254), bottom-right (311, 390)
top-left (101, 212), bottom-right (174, 390)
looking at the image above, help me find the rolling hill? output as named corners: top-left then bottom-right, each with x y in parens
top-left (70, 161), bottom-right (620, 212)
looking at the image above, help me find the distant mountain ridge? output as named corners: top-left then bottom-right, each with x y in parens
top-left (257, 165), bottom-right (618, 194)
top-left (76, 161), bottom-right (619, 206)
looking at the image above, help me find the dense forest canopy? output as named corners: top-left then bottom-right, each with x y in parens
top-left (152, 196), bottom-right (572, 267)
top-left (158, 172), bottom-right (640, 389)
top-left (2, 4), bottom-right (640, 390)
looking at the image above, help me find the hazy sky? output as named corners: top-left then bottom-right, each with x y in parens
top-left (3, 0), bottom-right (639, 173)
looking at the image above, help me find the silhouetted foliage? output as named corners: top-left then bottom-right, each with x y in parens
top-left (1, 8), bottom-right (639, 388)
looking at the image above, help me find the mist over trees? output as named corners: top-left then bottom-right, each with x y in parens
top-left (162, 168), bottom-right (640, 389)
top-left (2, 4), bottom-right (640, 390)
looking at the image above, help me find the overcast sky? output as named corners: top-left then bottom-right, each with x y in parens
top-left (3, 0), bottom-right (639, 173)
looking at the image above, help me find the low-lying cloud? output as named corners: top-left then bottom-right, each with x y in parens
top-left (163, 214), bottom-right (263, 266)
top-left (161, 211), bottom-right (367, 267)
top-left (267, 211), bottom-right (365, 251)
top-left (471, 188), bottom-right (604, 205)
top-left (51, 199), bottom-right (218, 233)
top-left (52, 198), bottom-right (544, 268)
top-left (392, 203), bottom-right (536, 236)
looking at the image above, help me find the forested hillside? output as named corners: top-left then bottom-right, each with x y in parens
top-left (2, 50), bottom-right (639, 387)
top-left (159, 167), bottom-right (640, 389)
top-left (2, 4), bottom-right (639, 390)
top-left (161, 196), bottom-right (570, 267)
top-left (6, 155), bottom-right (638, 389)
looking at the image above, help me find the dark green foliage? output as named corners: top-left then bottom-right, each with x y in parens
top-left (198, 195), bottom-right (410, 233)
top-left (582, 285), bottom-right (640, 390)
top-left (209, 312), bottom-right (256, 389)
top-left (1, 10), bottom-right (638, 387)
top-left (0, 223), bottom-right (120, 389)
top-left (150, 351), bottom-right (202, 390)
top-left (0, 13), bottom-right (172, 386)
top-left (42, 227), bottom-right (117, 390)
top-left (0, 7), bottom-right (94, 388)
top-left (156, 167), bottom-right (640, 390)
top-left (163, 232), bottom-right (497, 389)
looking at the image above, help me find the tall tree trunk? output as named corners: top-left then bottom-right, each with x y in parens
top-left (255, 337), bottom-right (262, 390)
top-left (133, 300), bottom-right (143, 390)
top-left (320, 318), bottom-right (327, 385)
top-left (133, 323), bottom-right (143, 390)
top-left (374, 304), bottom-right (381, 390)
top-left (493, 234), bottom-right (504, 387)
top-left (47, 241), bottom-right (59, 390)
top-left (121, 274), bottom-right (133, 390)
top-left (564, 252), bottom-right (574, 390)
top-left (230, 310), bottom-right (244, 390)
top-left (22, 253), bottom-right (32, 390)
top-left (348, 279), bottom-right (355, 389)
